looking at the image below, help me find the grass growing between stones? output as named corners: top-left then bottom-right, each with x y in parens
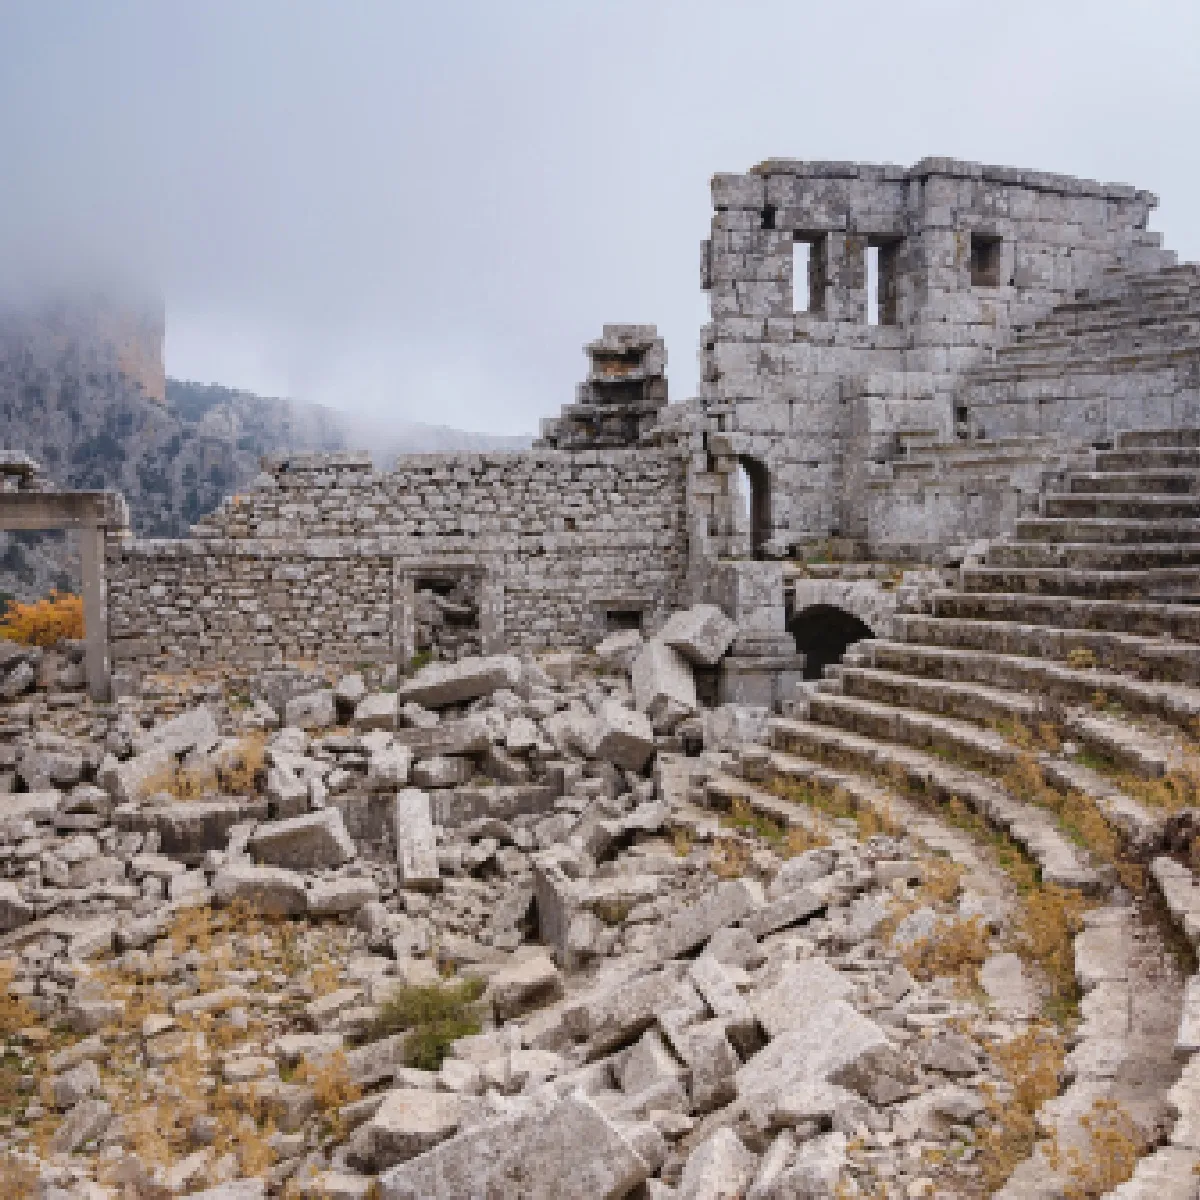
top-left (1049, 1097), bottom-right (1145, 1199)
top-left (374, 979), bottom-right (486, 1071)
top-left (720, 794), bottom-right (830, 854)
top-left (977, 1025), bottom-right (1065, 1193)
top-left (763, 775), bottom-right (901, 842)
top-left (142, 732), bottom-right (268, 802)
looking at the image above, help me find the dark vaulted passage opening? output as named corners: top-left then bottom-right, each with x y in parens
top-left (789, 604), bottom-right (874, 681)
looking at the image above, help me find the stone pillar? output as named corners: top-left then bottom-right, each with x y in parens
top-left (479, 572), bottom-right (505, 655)
top-left (79, 525), bottom-right (110, 702)
top-left (392, 565), bottom-right (415, 671)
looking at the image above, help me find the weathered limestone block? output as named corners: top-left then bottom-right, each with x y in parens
top-left (588, 702), bottom-right (656, 773)
top-left (284, 690), bottom-right (337, 729)
top-left (0, 881), bottom-right (33, 932)
top-left (660, 604), bottom-right (738, 667)
top-left (378, 1090), bottom-right (648, 1200)
top-left (631, 641), bottom-right (697, 730)
top-left (126, 800), bottom-right (266, 862)
top-left (677, 1126), bottom-right (756, 1200)
top-left (248, 809), bottom-right (355, 869)
top-left (132, 705), bottom-right (219, 758)
top-left (751, 960), bottom-right (854, 1039)
top-left (396, 656), bottom-right (521, 709)
top-left (355, 693), bottom-right (398, 731)
top-left (395, 789), bottom-right (440, 890)
top-left (366, 743), bottom-right (412, 790)
top-left (393, 718), bottom-right (490, 758)
top-left (490, 953), bottom-right (563, 1022)
top-left (365, 1088), bottom-right (461, 1169)
top-left (657, 879), bottom-right (761, 960)
top-left (411, 755), bottom-right (472, 789)
top-left (306, 877), bottom-right (379, 916)
top-left (594, 630), bottom-right (644, 672)
top-left (211, 865), bottom-right (308, 916)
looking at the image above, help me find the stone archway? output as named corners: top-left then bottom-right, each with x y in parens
top-left (788, 603), bottom-right (875, 681)
top-left (735, 456), bottom-right (771, 560)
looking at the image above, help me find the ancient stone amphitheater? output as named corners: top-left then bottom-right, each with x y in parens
top-left (2, 158), bottom-right (1200, 1197)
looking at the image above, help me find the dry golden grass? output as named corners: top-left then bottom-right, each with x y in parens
top-left (1014, 883), bottom-right (1090, 1024)
top-left (142, 733), bottom-right (267, 802)
top-left (0, 590), bottom-right (83, 646)
top-left (977, 1025), bottom-right (1065, 1191)
top-left (710, 836), bottom-right (752, 879)
top-left (1049, 1097), bottom-right (1144, 1198)
top-left (1067, 647), bottom-right (1099, 670)
top-left (720, 794), bottom-right (831, 855)
top-left (0, 965), bottom-right (35, 1039)
top-left (766, 775), bottom-right (901, 841)
top-left (0, 1153), bottom-right (39, 1198)
top-left (672, 827), bottom-right (694, 858)
top-left (899, 915), bottom-right (991, 985)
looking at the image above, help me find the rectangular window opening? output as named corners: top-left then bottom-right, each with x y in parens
top-left (792, 235), bottom-right (826, 315)
top-left (866, 245), bottom-right (880, 326)
top-left (971, 234), bottom-right (1002, 287)
top-left (605, 609), bottom-right (643, 633)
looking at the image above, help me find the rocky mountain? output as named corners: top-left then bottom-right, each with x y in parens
top-left (0, 295), bottom-right (530, 602)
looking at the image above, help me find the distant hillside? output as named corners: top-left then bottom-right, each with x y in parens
top-left (0, 295), bottom-right (530, 601)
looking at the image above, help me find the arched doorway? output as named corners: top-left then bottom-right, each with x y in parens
top-left (733, 457), bottom-right (771, 560)
top-left (789, 604), bottom-right (874, 680)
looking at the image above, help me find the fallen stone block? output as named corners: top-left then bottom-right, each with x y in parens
top-left (364, 1088), bottom-right (461, 1169)
top-left (49, 1097), bottom-right (111, 1153)
top-left (678, 1127), bottom-right (755, 1200)
top-left (102, 744), bottom-right (173, 803)
top-left (588, 702), bottom-right (656, 773)
top-left (132, 705), bottom-right (219, 758)
top-left (395, 789), bottom-right (440, 890)
top-left (307, 877), bottom-right (379, 916)
top-left (736, 1001), bottom-right (889, 1106)
top-left (412, 755), bottom-right (473, 789)
top-left (212, 865), bottom-right (308, 916)
top-left (248, 809), bottom-right (356, 869)
top-left (367, 743), bottom-right (412, 790)
top-left (632, 641), bottom-right (698, 730)
top-left (0, 881), bottom-right (33, 933)
top-left (355, 692), bottom-right (398, 731)
top-left (740, 886), bottom-right (825, 939)
top-left (378, 1090), bottom-right (648, 1199)
top-left (393, 718), bottom-right (490, 758)
top-left (122, 800), bottom-right (267, 863)
top-left (594, 630), bottom-right (644, 672)
top-left (490, 953), bottom-right (563, 1022)
top-left (396, 656), bottom-right (522, 709)
top-left (660, 604), bottom-right (738, 667)
top-left (285, 690), bottom-right (337, 729)
top-left (657, 879), bottom-right (762, 961)
top-left (751, 960), bottom-right (854, 1039)
top-left (430, 784), bottom-right (557, 828)
top-left (563, 968), bottom-right (681, 1059)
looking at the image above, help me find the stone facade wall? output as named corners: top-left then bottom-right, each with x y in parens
top-left (108, 446), bottom-right (690, 669)
top-left (696, 158), bottom-right (1175, 557)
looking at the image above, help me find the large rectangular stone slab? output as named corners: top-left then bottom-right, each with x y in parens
top-left (396, 656), bottom-right (521, 709)
top-left (395, 789), bottom-right (440, 890)
top-left (378, 1090), bottom-right (648, 1199)
top-left (248, 809), bottom-right (355, 869)
top-left (631, 641), bottom-right (697, 730)
top-left (430, 785), bottom-right (557, 828)
top-left (659, 604), bottom-right (738, 667)
top-left (657, 880), bottom-right (761, 960)
top-left (393, 718), bottom-right (490, 758)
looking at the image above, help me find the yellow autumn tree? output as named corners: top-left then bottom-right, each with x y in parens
top-left (0, 590), bottom-right (84, 646)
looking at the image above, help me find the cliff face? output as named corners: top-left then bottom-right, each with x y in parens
top-left (0, 294), bottom-right (530, 603)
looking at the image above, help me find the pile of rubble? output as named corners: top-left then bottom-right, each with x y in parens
top-left (0, 605), bottom-right (1103, 1198)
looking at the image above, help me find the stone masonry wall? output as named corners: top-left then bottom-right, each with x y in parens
top-left (696, 158), bottom-right (1173, 557)
top-left (108, 446), bottom-right (690, 669)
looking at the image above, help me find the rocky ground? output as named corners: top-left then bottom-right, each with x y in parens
top-left (0, 606), bottom-right (1195, 1198)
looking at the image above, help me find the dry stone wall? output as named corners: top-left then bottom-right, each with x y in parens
top-left (108, 445), bottom-right (690, 669)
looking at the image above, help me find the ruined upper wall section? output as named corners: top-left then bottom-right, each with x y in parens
top-left (538, 324), bottom-right (668, 450)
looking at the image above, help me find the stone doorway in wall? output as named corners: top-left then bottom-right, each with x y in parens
top-left (788, 604), bottom-right (874, 681)
top-left (734, 457), bottom-right (771, 560)
top-left (412, 571), bottom-right (482, 662)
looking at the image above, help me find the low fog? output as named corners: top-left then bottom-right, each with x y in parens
top-left (2, 0), bottom-right (1198, 435)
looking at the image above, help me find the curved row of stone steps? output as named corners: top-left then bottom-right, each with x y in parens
top-left (930, 590), bottom-right (1200, 642)
top-left (862, 639), bottom-right (1200, 731)
top-left (960, 566), bottom-right (1200, 602)
top-left (895, 614), bottom-right (1200, 686)
top-left (768, 717), bottom-right (1100, 892)
top-left (790, 424), bottom-right (1200, 1192)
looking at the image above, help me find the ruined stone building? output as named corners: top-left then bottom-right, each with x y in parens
top-left (106, 157), bottom-right (1200, 707)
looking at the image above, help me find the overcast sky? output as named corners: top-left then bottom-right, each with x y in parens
top-left (2, 1), bottom-right (1198, 435)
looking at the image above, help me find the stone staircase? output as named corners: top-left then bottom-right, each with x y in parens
top-left (734, 427), bottom-right (1200, 1194)
top-left (959, 265), bottom-right (1200, 444)
top-left (981, 264), bottom-right (1200, 381)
